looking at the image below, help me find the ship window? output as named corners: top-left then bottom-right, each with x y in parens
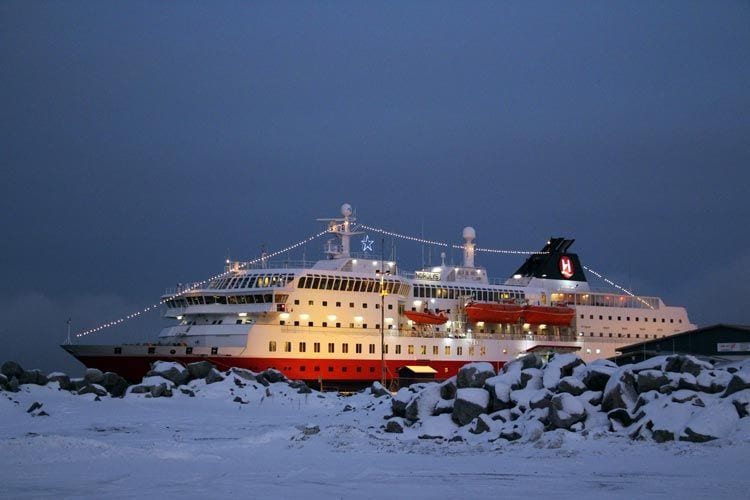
top-left (480, 346), bottom-right (486, 356)
top-left (618, 316), bottom-right (621, 321)
top-left (308, 321), bottom-right (313, 327)
top-left (609, 333), bottom-right (613, 338)
top-left (636, 317), bottom-right (639, 322)
top-left (211, 347), bottom-right (218, 355)
top-left (589, 333), bottom-right (594, 337)
top-left (468, 346), bottom-right (475, 356)
top-left (342, 366), bottom-right (347, 373)
top-left (375, 303), bottom-right (380, 309)
top-left (369, 344), bottom-right (376, 354)
top-left (328, 343), bottom-right (335, 353)
top-left (314, 343), bottom-right (320, 353)
top-left (349, 302), bottom-right (354, 308)
top-left (299, 342), bottom-right (306, 352)
top-left (420, 345), bottom-right (427, 355)
top-left (433, 346), bottom-right (439, 355)
top-left (627, 334), bottom-right (631, 338)
top-left (383, 345), bottom-right (389, 354)
top-left (662, 318), bottom-right (665, 323)
top-left (375, 324), bottom-right (380, 330)
top-left (589, 315), bottom-right (593, 320)
top-left (308, 300), bottom-right (314, 306)
top-left (284, 342), bottom-right (291, 352)
top-left (653, 318), bottom-right (657, 323)
top-left (336, 322), bottom-right (341, 328)
top-left (635, 334), bottom-right (639, 339)
top-left (457, 346), bottom-right (463, 356)
top-left (294, 299), bottom-right (300, 305)
top-left (312, 277), bottom-right (320, 289)
top-left (670, 319), bottom-right (674, 323)
top-left (342, 343), bottom-right (349, 354)
top-left (580, 314), bottom-right (584, 319)
top-left (299, 366), bottom-right (305, 372)
top-left (395, 345), bottom-right (402, 354)
top-left (294, 321), bottom-right (299, 326)
top-left (627, 317), bottom-right (630, 321)
top-left (388, 304), bottom-right (393, 310)
top-left (322, 322), bottom-right (327, 327)
top-left (679, 319), bottom-right (682, 323)
top-left (353, 279), bottom-right (362, 292)
top-left (314, 366), bottom-right (320, 372)
top-left (356, 344), bottom-right (362, 354)
top-left (356, 366), bottom-right (362, 373)
top-left (114, 347), bottom-right (122, 354)
top-left (370, 367), bottom-right (375, 373)
top-left (445, 346), bottom-right (450, 355)
top-left (297, 277), bottom-right (307, 288)
top-left (608, 316), bottom-right (612, 321)
top-left (148, 347), bottom-right (156, 354)
top-left (599, 333), bottom-right (603, 337)
top-left (326, 278), bottom-right (335, 290)
top-left (362, 303), bottom-right (368, 308)
top-left (362, 324), bottom-right (367, 329)
top-left (328, 366), bottom-right (333, 372)
top-left (365, 281), bottom-right (375, 293)
top-left (408, 345), bottom-right (414, 355)
top-left (186, 347), bottom-right (193, 354)
top-left (322, 301), bottom-right (328, 307)
top-left (319, 277), bottom-right (327, 289)
top-left (336, 301), bottom-right (341, 307)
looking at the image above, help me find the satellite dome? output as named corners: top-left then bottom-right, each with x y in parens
top-left (341, 203), bottom-right (353, 217)
top-left (462, 226), bottom-right (476, 240)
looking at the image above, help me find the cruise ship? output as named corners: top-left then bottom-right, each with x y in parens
top-left (63, 204), bottom-right (695, 387)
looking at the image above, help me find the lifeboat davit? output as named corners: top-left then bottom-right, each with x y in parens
top-left (404, 310), bottom-right (449, 325)
top-left (465, 302), bottom-right (524, 324)
top-left (521, 305), bottom-right (575, 326)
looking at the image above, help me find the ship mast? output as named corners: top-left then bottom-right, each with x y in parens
top-left (318, 203), bottom-right (361, 259)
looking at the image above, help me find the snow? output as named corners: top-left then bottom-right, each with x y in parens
top-left (455, 387), bottom-right (489, 408)
top-left (2, 365), bottom-right (750, 498)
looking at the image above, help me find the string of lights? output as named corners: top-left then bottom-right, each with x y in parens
top-left (75, 229), bottom-right (330, 338)
top-left (357, 224), bottom-right (449, 247)
top-left (453, 245), bottom-right (546, 255)
top-left (583, 265), bottom-right (654, 309)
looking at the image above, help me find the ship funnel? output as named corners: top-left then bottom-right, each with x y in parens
top-left (462, 226), bottom-right (476, 268)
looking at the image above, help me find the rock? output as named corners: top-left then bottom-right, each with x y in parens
top-left (452, 388), bottom-right (490, 426)
top-left (78, 384), bottom-right (108, 397)
top-left (297, 385), bottom-right (312, 394)
top-left (262, 368), bottom-right (286, 383)
top-left (233, 396), bottom-right (247, 404)
top-left (150, 384), bottom-right (173, 398)
top-left (671, 390), bottom-right (699, 404)
top-left (499, 423), bottom-right (523, 441)
top-left (676, 373), bottom-right (698, 391)
top-left (205, 369), bottom-right (225, 385)
top-left (652, 429), bottom-right (675, 443)
top-left (558, 376), bottom-right (587, 396)
top-left (456, 362), bottom-right (496, 389)
top-left (696, 371), bottom-right (733, 394)
top-left (385, 418), bottom-right (404, 433)
top-left (722, 373), bottom-right (750, 398)
top-left (1, 361), bottom-right (24, 378)
top-left (579, 364), bottom-right (615, 392)
top-left (664, 355), bottom-right (711, 377)
top-left (502, 354), bottom-right (544, 374)
top-left (101, 372), bottom-right (129, 397)
top-left (48, 373), bottom-right (73, 391)
top-left (681, 402), bottom-right (740, 442)
top-left (129, 385), bottom-right (151, 394)
top-left (370, 381), bottom-right (390, 398)
top-left (8, 376), bottom-right (19, 392)
top-left (84, 368), bottom-right (105, 385)
top-left (230, 367), bottom-right (258, 381)
top-left (608, 408), bottom-right (636, 427)
top-left (543, 354), bottom-right (585, 391)
top-left (548, 393), bottom-right (586, 429)
top-left (147, 361), bottom-right (189, 386)
top-left (180, 388), bottom-right (195, 397)
top-left (0, 373), bottom-right (7, 389)
top-left (391, 388), bottom-right (413, 417)
top-left (487, 381), bottom-right (513, 412)
top-left (27, 402), bottom-right (43, 413)
top-left (469, 414), bottom-right (493, 434)
top-left (186, 361), bottom-right (214, 379)
top-left (519, 368), bottom-right (543, 390)
top-left (439, 379), bottom-right (457, 400)
top-left (637, 370), bottom-right (670, 393)
top-left (529, 389), bottom-right (553, 410)
top-left (19, 369), bottom-right (48, 386)
top-left (433, 398), bottom-right (454, 416)
top-left (405, 384), bottom-right (442, 421)
top-left (602, 368), bottom-right (638, 412)
top-left (303, 425), bottom-right (320, 436)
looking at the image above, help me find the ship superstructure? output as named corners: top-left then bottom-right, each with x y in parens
top-left (64, 204), bottom-right (694, 387)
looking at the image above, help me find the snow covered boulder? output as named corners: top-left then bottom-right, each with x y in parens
top-left (519, 368), bottom-right (544, 390)
top-left (1, 361), bottom-right (24, 379)
top-left (456, 362), bottom-right (495, 389)
top-left (391, 387), bottom-right (414, 417)
top-left (696, 371), bottom-right (733, 394)
top-left (452, 388), bottom-right (490, 426)
top-left (469, 414), bottom-right (494, 435)
top-left (501, 354), bottom-right (544, 374)
top-left (529, 389), bottom-right (554, 410)
top-left (205, 368), bottom-right (225, 384)
top-left (727, 389), bottom-right (750, 418)
top-left (385, 418), bottom-right (405, 433)
top-left (636, 370), bottom-right (670, 393)
top-left (543, 354), bottom-right (585, 390)
top-left (722, 372), bottom-right (750, 398)
top-left (261, 368), bottom-right (286, 383)
top-left (47, 372), bottom-right (73, 391)
top-left (405, 384), bottom-right (442, 421)
top-left (84, 368), bottom-right (105, 385)
top-left (19, 369), bottom-right (48, 386)
top-left (548, 393), bottom-right (586, 429)
top-left (558, 376), bottom-right (587, 396)
top-left (602, 368), bottom-right (638, 412)
top-left (439, 378), bottom-right (457, 400)
top-left (230, 367), bottom-right (258, 382)
top-left (78, 383), bottom-right (108, 397)
top-left (486, 380), bottom-right (513, 412)
top-left (186, 361), bottom-right (214, 380)
top-left (682, 402), bottom-right (740, 442)
top-left (370, 381), bottom-right (390, 398)
top-left (101, 372), bottom-right (129, 397)
top-left (147, 361), bottom-right (190, 386)
top-left (664, 355), bottom-right (712, 376)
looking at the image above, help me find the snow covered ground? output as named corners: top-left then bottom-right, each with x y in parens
top-left (2, 369), bottom-right (749, 500)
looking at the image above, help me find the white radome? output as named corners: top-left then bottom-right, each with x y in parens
top-left (341, 203), bottom-right (353, 217)
top-left (463, 226), bottom-right (476, 241)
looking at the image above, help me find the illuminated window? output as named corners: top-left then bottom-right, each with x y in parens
top-left (480, 346), bottom-right (486, 356)
top-left (468, 346), bottom-right (475, 356)
top-left (269, 341), bottom-right (277, 352)
top-left (408, 345), bottom-right (414, 355)
top-left (457, 346), bottom-right (463, 356)
top-left (420, 345), bottom-right (426, 355)
top-left (433, 346), bottom-right (439, 355)
top-left (445, 346), bottom-right (451, 355)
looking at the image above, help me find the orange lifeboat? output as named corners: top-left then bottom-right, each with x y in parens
top-left (521, 305), bottom-right (575, 326)
top-left (404, 310), bottom-right (449, 325)
top-left (465, 302), bottom-right (524, 324)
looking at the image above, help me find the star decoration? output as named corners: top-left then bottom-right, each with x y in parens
top-left (361, 235), bottom-right (374, 253)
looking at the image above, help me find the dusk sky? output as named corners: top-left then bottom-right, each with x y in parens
top-left (2, 2), bottom-right (749, 374)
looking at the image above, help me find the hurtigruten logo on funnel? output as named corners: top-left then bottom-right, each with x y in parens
top-left (559, 256), bottom-right (574, 279)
